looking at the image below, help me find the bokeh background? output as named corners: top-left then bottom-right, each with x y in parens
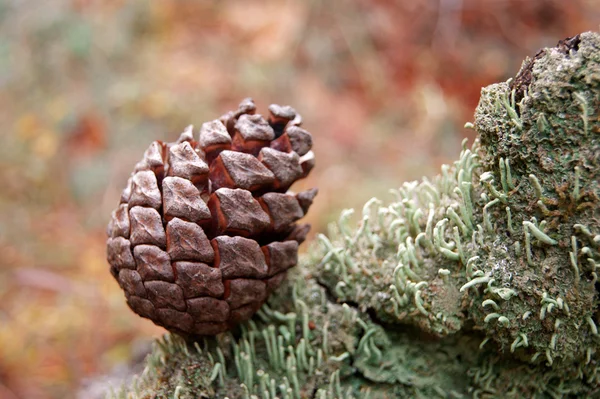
top-left (0, 1), bottom-right (598, 398)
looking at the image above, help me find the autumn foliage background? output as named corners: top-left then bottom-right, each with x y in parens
top-left (0, 1), bottom-right (598, 398)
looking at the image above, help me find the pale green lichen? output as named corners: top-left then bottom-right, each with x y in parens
top-left (109, 31), bottom-right (600, 399)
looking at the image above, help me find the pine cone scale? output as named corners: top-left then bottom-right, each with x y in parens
top-left (212, 236), bottom-right (268, 280)
top-left (165, 218), bottom-right (214, 262)
top-left (187, 297), bottom-right (230, 322)
top-left (174, 261), bottom-right (224, 299)
top-left (162, 176), bottom-right (211, 224)
top-left (128, 206), bottom-right (166, 247)
top-left (134, 245), bottom-right (174, 282)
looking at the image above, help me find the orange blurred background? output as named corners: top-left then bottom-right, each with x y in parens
top-left (0, 1), bottom-right (598, 398)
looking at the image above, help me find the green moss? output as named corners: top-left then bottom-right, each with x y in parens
top-left (110, 32), bottom-right (600, 399)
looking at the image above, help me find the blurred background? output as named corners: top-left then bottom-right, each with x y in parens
top-left (0, 1), bottom-right (598, 398)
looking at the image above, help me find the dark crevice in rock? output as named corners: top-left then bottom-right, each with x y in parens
top-left (315, 276), bottom-right (338, 304)
top-left (594, 280), bottom-right (600, 327)
top-left (510, 49), bottom-right (545, 113)
top-left (314, 277), bottom-right (443, 340)
top-left (556, 34), bottom-right (581, 55)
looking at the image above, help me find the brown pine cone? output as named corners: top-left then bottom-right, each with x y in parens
top-left (106, 99), bottom-right (317, 337)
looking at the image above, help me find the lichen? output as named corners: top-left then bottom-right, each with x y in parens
top-left (109, 31), bottom-right (600, 399)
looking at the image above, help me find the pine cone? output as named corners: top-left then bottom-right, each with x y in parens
top-left (107, 99), bottom-right (317, 337)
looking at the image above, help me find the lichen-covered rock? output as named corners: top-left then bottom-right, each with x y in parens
top-left (467, 32), bottom-right (600, 367)
top-left (107, 99), bottom-right (317, 337)
top-left (109, 32), bottom-right (600, 399)
top-left (315, 32), bottom-right (600, 371)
